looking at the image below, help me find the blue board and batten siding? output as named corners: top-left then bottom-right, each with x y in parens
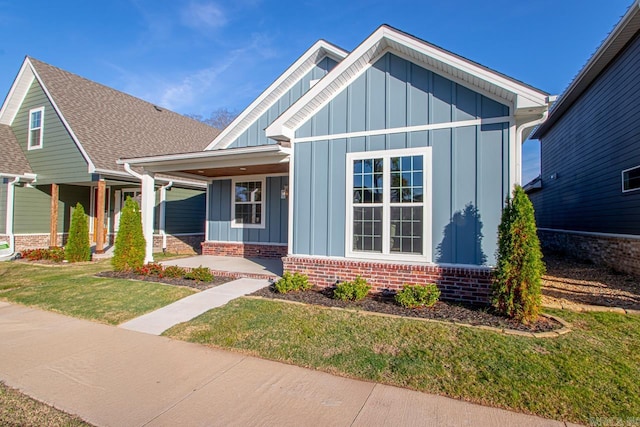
top-left (207, 176), bottom-right (288, 244)
top-left (293, 53), bottom-right (511, 266)
top-left (530, 32), bottom-right (640, 235)
top-left (227, 57), bottom-right (338, 149)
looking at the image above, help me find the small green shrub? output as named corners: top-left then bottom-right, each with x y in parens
top-left (274, 272), bottom-right (311, 293)
top-left (65, 203), bottom-right (91, 262)
top-left (333, 276), bottom-right (371, 301)
top-left (185, 266), bottom-right (213, 282)
top-left (136, 262), bottom-right (164, 277)
top-left (492, 185), bottom-right (545, 324)
top-left (163, 265), bottom-right (187, 279)
top-left (395, 283), bottom-right (441, 308)
top-left (112, 197), bottom-right (146, 272)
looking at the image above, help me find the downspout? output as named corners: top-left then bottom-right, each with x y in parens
top-left (6, 177), bottom-right (20, 255)
top-left (515, 110), bottom-right (549, 185)
top-left (123, 162), bottom-right (143, 180)
top-left (158, 181), bottom-right (173, 252)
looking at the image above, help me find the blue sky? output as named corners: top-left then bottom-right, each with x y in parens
top-left (0, 0), bottom-right (633, 183)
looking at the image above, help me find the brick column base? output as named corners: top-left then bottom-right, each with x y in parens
top-left (283, 256), bottom-right (493, 305)
top-left (201, 241), bottom-right (287, 259)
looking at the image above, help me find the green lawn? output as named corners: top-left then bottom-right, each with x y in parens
top-left (0, 260), bottom-right (194, 325)
top-left (165, 298), bottom-right (640, 425)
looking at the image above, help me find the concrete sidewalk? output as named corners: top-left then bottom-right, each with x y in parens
top-left (119, 278), bottom-right (269, 335)
top-left (0, 302), bottom-right (578, 427)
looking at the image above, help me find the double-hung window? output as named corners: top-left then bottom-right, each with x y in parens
top-left (622, 165), bottom-right (640, 193)
top-left (28, 107), bottom-right (44, 150)
top-left (232, 178), bottom-right (265, 228)
top-left (347, 147), bottom-right (431, 261)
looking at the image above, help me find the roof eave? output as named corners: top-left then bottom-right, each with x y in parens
top-left (532, 0), bottom-right (640, 139)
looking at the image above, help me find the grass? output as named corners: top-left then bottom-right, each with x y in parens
top-left (165, 298), bottom-right (640, 425)
top-left (0, 260), bottom-right (194, 325)
top-left (0, 381), bottom-right (92, 426)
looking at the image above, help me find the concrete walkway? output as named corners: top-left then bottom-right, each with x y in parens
top-left (119, 278), bottom-right (270, 335)
top-left (0, 302), bottom-right (579, 427)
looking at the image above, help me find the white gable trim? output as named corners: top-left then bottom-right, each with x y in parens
top-left (206, 40), bottom-right (348, 151)
top-left (0, 58), bottom-right (96, 173)
top-left (266, 25), bottom-right (550, 142)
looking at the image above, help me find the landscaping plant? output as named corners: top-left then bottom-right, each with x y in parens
top-left (136, 262), bottom-right (164, 277)
top-left (492, 185), bottom-right (544, 323)
top-left (274, 272), bottom-right (311, 294)
top-left (65, 203), bottom-right (91, 262)
top-left (21, 247), bottom-right (65, 263)
top-left (395, 283), bottom-right (440, 308)
top-left (184, 266), bottom-right (213, 282)
top-left (163, 265), bottom-right (187, 279)
top-left (112, 197), bottom-right (146, 272)
top-left (333, 276), bottom-right (371, 301)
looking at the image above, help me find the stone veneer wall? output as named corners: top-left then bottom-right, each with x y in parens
top-left (201, 241), bottom-right (288, 259)
top-left (283, 256), bottom-right (493, 305)
top-left (538, 229), bottom-right (640, 276)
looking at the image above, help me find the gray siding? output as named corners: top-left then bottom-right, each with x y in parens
top-left (14, 184), bottom-right (90, 234)
top-left (11, 80), bottom-right (90, 185)
top-left (293, 124), bottom-right (509, 265)
top-left (228, 57), bottom-right (338, 148)
top-left (164, 187), bottom-right (206, 234)
top-left (207, 176), bottom-right (288, 244)
top-left (530, 32), bottom-right (640, 235)
top-left (0, 181), bottom-right (7, 234)
top-left (296, 53), bottom-right (509, 138)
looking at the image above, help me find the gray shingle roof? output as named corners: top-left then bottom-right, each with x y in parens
top-left (0, 124), bottom-right (32, 176)
top-left (28, 57), bottom-right (220, 173)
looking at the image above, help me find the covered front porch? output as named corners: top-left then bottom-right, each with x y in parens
top-left (161, 255), bottom-right (283, 280)
top-left (118, 144), bottom-right (291, 264)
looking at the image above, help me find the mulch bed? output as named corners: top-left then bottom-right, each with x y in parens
top-left (542, 252), bottom-right (640, 311)
top-left (96, 271), bottom-right (231, 291)
top-left (251, 285), bottom-right (560, 333)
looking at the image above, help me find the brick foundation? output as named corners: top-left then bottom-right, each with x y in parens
top-left (283, 256), bottom-right (493, 305)
top-left (538, 229), bottom-right (640, 276)
top-left (153, 234), bottom-right (204, 254)
top-left (201, 241), bottom-right (287, 259)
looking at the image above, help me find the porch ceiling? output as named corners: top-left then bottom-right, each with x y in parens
top-left (183, 163), bottom-right (289, 178)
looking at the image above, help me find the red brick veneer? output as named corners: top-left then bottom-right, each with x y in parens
top-left (283, 256), bottom-right (493, 304)
top-left (201, 241), bottom-right (288, 259)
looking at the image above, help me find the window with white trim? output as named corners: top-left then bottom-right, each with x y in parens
top-left (347, 147), bottom-right (430, 260)
top-left (232, 178), bottom-right (265, 228)
top-left (622, 165), bottom-right (640, 193)
top-left (28, 107), bottom-right (44, 150)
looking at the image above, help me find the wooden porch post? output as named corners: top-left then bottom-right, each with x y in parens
top-left (95, 180), bottom-right (106, 254)
top-left (49, 183), bottom-right (59, 248)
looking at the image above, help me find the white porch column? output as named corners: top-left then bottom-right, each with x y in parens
top-left (6, 177), bottom-right (19, 253)
top-left (140, 171), bottom-right (155, 264)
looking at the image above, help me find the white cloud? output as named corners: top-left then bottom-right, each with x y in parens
top-left (180, 2), bottom-right (227, 31)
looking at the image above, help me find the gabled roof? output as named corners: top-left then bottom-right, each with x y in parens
top-left (207, 40), bottom-right (348, 150)
top-left (0, 124), bottom-right (32, 176)
top-left (267, 25), bottom-right (551, 141)
top-left (533, 0), bottom-right (640, 139)
top-left (0, 57), bottom-right (220, 174)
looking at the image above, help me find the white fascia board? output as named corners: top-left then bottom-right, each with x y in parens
top-left (0, 59), bottom-right (34, 125)
top-left (205, 40), bottom-right (348, 151)
top-left (0, 172), bottom-right (37, 181)
top-left (267, 26), bottom-right (549, 141)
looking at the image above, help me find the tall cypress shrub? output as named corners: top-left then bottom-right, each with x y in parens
top-left (492, 185), bottom-right (545, 323)
top-left (112, 197), bottom-right (146, 271)
top-left (65, 203), bottom-right (91, 262)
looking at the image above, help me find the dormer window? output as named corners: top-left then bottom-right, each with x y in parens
top-left (28, 107), bottom-right (44, 150)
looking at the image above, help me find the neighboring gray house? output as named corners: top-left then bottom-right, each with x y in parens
top-left (123, 26), bottom-right (552, 304)
top-left (529, 1), bottom-right (640, 276)
top-left (0, 57), bottom-right (220, 254)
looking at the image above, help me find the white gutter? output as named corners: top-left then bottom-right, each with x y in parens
top-left (5, 177), bottom-right (20, 255)
top-left (515, 110), bottom-right (549, 184)
top-left (158, 180), bottom-right (173, 251)
top-left (122, 163), bottom-right (143, 180)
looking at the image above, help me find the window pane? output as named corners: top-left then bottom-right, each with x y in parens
top-left (353, 206), bottom-right (382, 252)
top-left (353, 158), bottom-right (383, 204)
top-left (390, 155), bottom-right (423, 203)
top-left (30, 111), bottom-right (41, 129)
top-left (390, 206), bottom-right (423, 254)
top-left (30, 129), bottom-right (41, 147)
top-left (623, 166), bottom-right (640, 191)
top-left (235, 181), bottom-right (262, 202)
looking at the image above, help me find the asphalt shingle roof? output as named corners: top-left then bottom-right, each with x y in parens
top-left (0, 124), bottom-right (32, 176)
top-left (28, 57), bottom-right (220, 173)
